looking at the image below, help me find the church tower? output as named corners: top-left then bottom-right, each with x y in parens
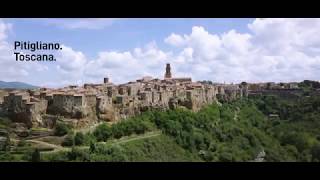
top-left (164, 63), bottom-right (172, 79)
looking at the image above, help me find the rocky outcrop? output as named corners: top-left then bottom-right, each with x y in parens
top-left (1, 92), bottom-right (47, 128)
top-left (11, 123), bottom-right (29, 137)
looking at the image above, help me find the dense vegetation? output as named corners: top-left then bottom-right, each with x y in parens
top-left (40, 92), bottom-right (320, 162)
top-left (42, 135), bottom-right (201, 162)
top-left (250, 94), bottom-right (320, 161)
top-left (1, 88), bottom-right (320, 162)
top-left (93, 116), bottom-right (156, 141)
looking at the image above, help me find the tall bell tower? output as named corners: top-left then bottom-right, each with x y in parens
top-left (164, 63), bottom-right (172, 79)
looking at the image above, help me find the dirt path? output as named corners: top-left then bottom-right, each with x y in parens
top-left (104, 131), bottom-right (161, 145)
top-left (26, 139), bottom-right (66, 151)
top-left (74, 122), bottom-right (104, 134)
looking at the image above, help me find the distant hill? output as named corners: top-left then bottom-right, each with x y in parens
top-left (0, 81), bottom-right (39, 89)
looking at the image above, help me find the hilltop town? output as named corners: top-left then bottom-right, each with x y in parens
top-left (0, 63), bottom-right (317, 131)
top-left (0, 64), bottom-right (246, 129)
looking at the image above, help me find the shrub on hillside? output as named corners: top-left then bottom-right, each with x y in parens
top-left (74, 132), bottom-right (85, 146)
top-left (311, 144), bottom-right (320, 162)
top-left (67, 147), bottom-right (90, 161)
top-left (54, 122), bottom-right (71, 136)
top-left (31, 148), bottom-right (41, 162)
top-left (93, 123), bottom-right (112, 142)
top-left (62, 134), bottom-right (74, 147)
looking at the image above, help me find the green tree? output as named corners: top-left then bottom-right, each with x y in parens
top-left (31, 148), bottom-right (41, 162)
top-left (311, 144), bottom-right (320, 162)
top-left (67, 147), bottom-right (90, 161)
top-left (83, 133), bottom-right (96, 145)
top-left (54, 122), bottom-right (71, 136)
top-left (93, 123), bottom-right (112, 142)
top-left (62, 134), bottom-right (74, 147)
top-left (74, 132), bottom-right (85, 146)
top-left (89, 142), bottom-right (96, 153)
top-left (281, 132), bottom-right (313, 152)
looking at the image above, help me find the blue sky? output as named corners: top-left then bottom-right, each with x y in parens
top-left (0, 18), bottom-right (319, 87)
top-left (7, 18), bottom-right (252, 58)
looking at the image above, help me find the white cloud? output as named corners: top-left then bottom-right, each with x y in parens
top-left (0, 20), bottom-right (12, 41)
top-left (84, 42), bottom-right (171, 84)
top-left (56, 45), bottom-right (87, 72)
top-left (221, 29), bottom-right (252, 55)
top-left (50, 45), bottom-right (88, 86)
top-left (44, 18), bottom-right (118, 30)
top-left (0, 19), bottom-right (48, 83)
top-left (164, 33), bottom-right (186, 46)
top-left (183, 26), bottom-right (223, 61)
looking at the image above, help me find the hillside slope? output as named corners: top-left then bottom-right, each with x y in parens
top-left (2, 93), bottom-right (320, 162)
